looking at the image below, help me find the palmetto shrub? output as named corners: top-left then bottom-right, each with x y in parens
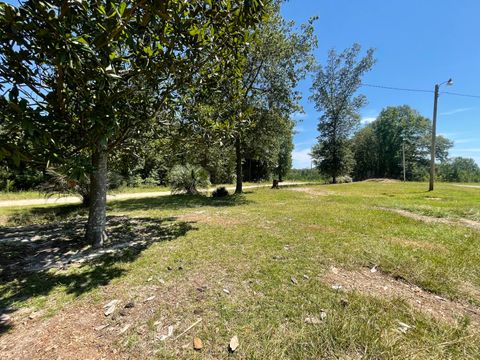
top-left (39, 169), bottom-right (91, 206)
top-left (168, 164), bottom-right (210, 195)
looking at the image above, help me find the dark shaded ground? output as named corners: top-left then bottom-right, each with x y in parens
top-left (0, 215), bottom-right (195, 334)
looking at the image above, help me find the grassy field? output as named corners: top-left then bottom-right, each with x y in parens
top-left (1, 181), bottom-right (479, 359)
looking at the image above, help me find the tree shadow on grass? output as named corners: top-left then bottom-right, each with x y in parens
top-left (109, 193), bottom-right (251, 212)
top-left (0, 215), bottom-right (195, 334)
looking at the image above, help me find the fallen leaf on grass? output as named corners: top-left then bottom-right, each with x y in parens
top-left (158, 325), bottom-right (174, 341)
top-left (124, 302), bottom-right (135, 309)
top-left (94, 324), bottom-right (110, 331)
top-left (119, 324), bottom-right (131, 334)
top-left (104, 299), bottom-right (120, 316)
top-left (0, 314), bottom-right (11, 325)
top-left (397, 321), bottom-right (413, 334)
top-left (304, 317), bottom-right (321, 325)
top-left (193, 337), bottom-right (203, 350)
top-left (291, 277), bottom-right (298, 285)
top-left (229, 335), bottom-right (239, 352)
top-left (305, 310), bottom-right (327, 325)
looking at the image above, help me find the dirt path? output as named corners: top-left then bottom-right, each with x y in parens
top-left (323, 266), bottom-right (480, 327)
top-left (380, 207), bottom-right (480, 231)
top-left (0, 182), bottom-right (306, 208)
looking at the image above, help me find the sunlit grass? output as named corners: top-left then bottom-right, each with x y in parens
top-left (1, 181), bottom-right (479, 358)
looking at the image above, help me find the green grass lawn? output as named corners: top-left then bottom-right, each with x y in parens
top-left (1, 182), bottom-right (479, 359)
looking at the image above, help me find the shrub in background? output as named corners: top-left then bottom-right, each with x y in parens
top-left (168, 164), bottom-right (210, 195)
top-left (329, 175), bottom-right (352, 184)
top-left (39, 169), bottom-right (91, 206)
top-left (212, 186), bottom-right (229, 198)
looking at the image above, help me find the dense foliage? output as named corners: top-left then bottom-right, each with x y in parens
top-left (0, 0), bottom-right (266, 246)
top-left (437, 157), bottom-right (480, 183)
top-left (310, 44), bottom-right (375, 183)
top-left (351, 106), bottom-right (453, 181)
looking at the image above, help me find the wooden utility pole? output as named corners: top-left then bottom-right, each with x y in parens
top-left (429, 79), bottom-right (452, 191)
top-left (429, 84), bottom-right (439, 191)
top-left (402, 141), bottom-right (406, 182)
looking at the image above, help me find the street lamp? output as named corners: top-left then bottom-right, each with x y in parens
top-left (429, 78), bottom-right (453, 191)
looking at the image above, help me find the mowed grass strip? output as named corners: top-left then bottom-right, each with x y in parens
top-left (0, 182), bottom-right (479, 358)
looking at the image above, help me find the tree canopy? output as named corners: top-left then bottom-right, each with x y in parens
top-left (351, 105), bottom-right (453, 181)
top-left (0, 0), bottom-right (266, 246)
top-left (310, 44), bottom-right (375, 183)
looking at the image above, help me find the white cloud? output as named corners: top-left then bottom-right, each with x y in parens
top-left (292, 112), bottom-right (308, 120)
top-left (361, 116), bottom-right (376, 124)
top-left (292, 148), bottom-right (313, 169)
top-left (440, 107), bottom-right (473, 116)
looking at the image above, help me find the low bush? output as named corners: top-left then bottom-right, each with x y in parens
top-left (168, 164), bottom-right (210, 195)
top-left (212, 186), bottom-right (229, 198)
top-left (330, 175), bottom-right (353, 184)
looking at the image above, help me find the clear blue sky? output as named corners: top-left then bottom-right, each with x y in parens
top-left (282, 0), bottom-right (480, 168)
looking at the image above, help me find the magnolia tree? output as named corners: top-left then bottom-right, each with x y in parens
top-left (0, 0), bottom-right (265, 247)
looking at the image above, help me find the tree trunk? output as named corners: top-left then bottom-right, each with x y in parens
top-left (235, 136), bottom-right (243, 194)
top-left (332, 175), bottom-right (337, 184)
top-left (85, 143), bottom-right (108, 248)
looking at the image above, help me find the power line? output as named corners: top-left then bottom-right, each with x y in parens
top-left (361, 83), bottom-right (433, 93)
top-left (441, 91), bottom-right (480, 99)
top-left (361, 83), bottom-right (480, 99)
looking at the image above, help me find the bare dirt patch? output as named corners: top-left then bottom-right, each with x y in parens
top-left (0, 303), bottom-right (116, 360)
top-left (0, 263), bottom-right (251, 360)
top-left (287, 187), bottom-right (334, 197)
top-left (322, 267), bottom-right (480, 327)
top-left (380, 207), bottom-right (480, 231)
top-left (459, 282), bottom-right (480, 304)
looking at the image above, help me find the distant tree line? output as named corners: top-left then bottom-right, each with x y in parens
top-left (309, 44), bottom-right (479, 184)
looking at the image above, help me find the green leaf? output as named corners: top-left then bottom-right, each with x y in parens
top-left (119, 2), bottom-right (127, 16)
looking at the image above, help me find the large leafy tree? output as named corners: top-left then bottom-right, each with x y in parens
top-left (0, 0), bottom-right (264, 247)
top-left (351, 105), bottom-right (453, 180)
top-left (216, 3), bottom-right (316, 193)
top-left (310, 44), bottom-right (375, 183)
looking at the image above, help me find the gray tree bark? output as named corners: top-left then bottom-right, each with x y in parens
top-left (85, 142), bottom-right (108, 248)
top-left (235, 136), bottom-right (243, 194)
